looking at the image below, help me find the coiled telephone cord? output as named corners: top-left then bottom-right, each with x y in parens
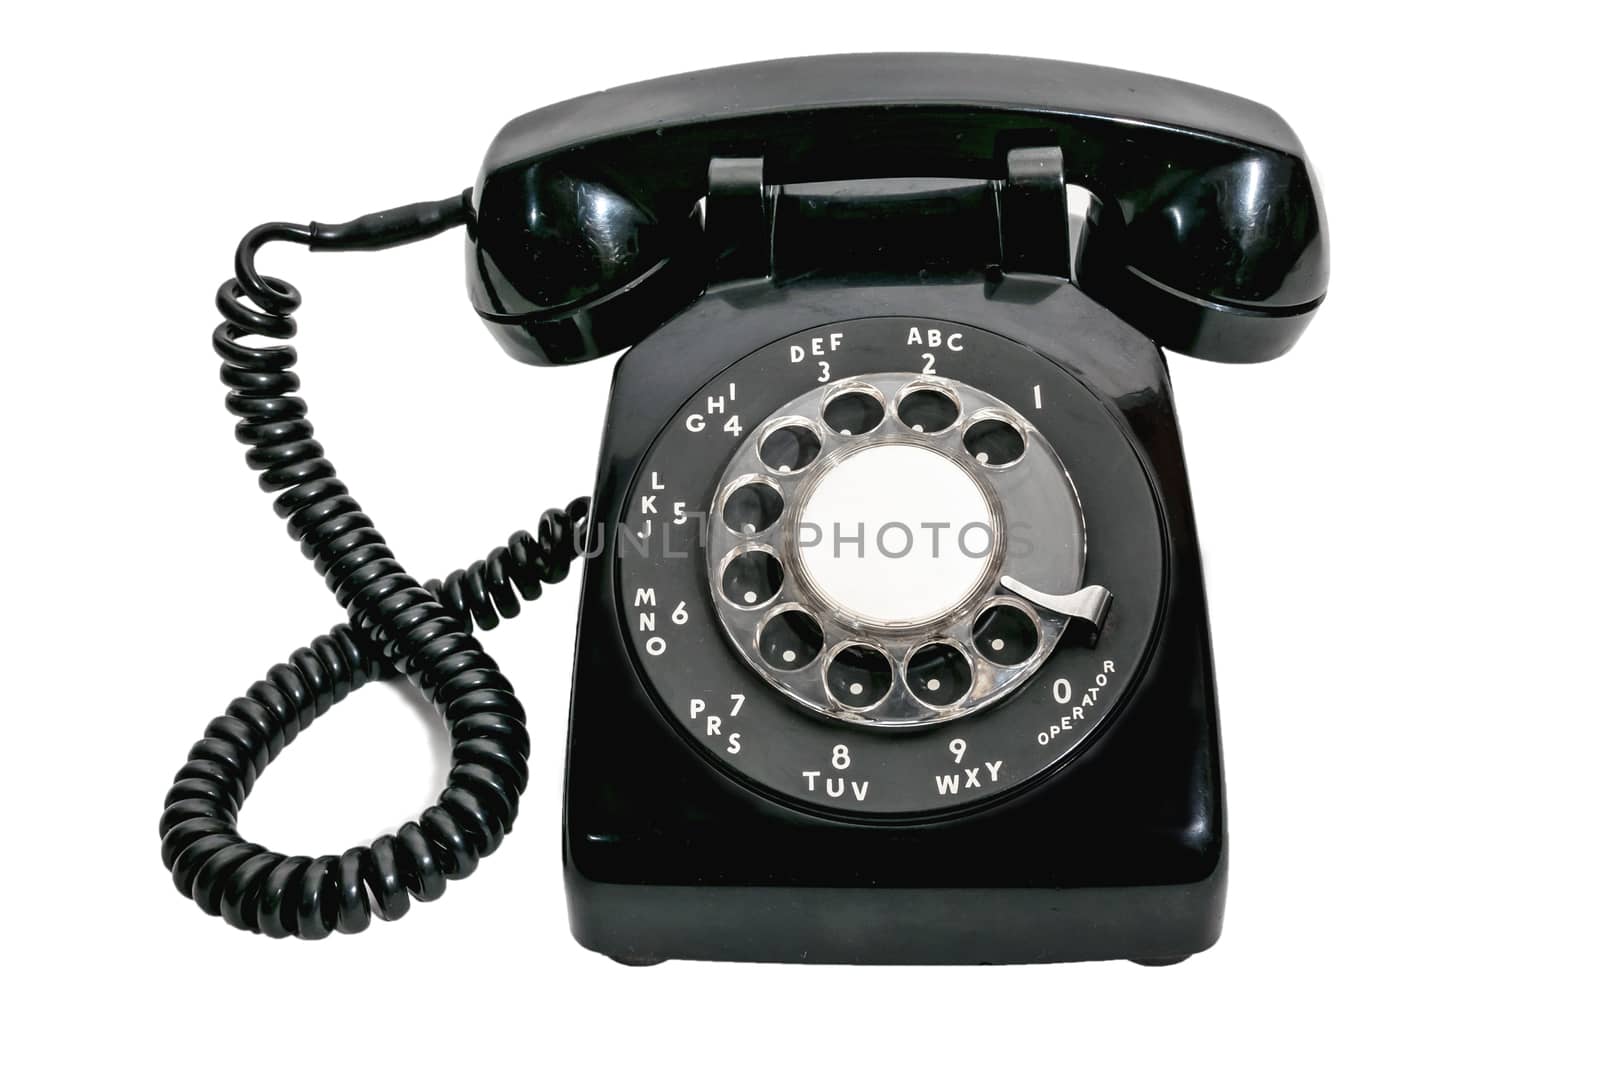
top-left (159, 190), bottom-right (589, 938)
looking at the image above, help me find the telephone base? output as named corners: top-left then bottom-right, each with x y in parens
top-left (564, 278), bottom-right (1226, 968)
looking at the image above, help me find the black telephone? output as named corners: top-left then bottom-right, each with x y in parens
top-left (162, 54), bottom-right (1327, 965)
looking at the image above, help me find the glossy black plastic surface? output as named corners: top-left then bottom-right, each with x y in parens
top-left (469, 54), bottom-right (1326, 366)
top-left (564, 274), bottom-right (1225, 964)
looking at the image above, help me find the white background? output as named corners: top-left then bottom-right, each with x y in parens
top-left (3, 2), bottom-right (1594, 1065)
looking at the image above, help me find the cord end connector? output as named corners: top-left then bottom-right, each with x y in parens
top-left (307, 189), bottom-right (472, 252)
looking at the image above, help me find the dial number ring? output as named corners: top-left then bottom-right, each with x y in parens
top-left (613, 315), bottom-right (1162, 818)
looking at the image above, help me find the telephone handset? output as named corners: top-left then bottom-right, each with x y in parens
top-left (471, 53), bottom-right (1324, 365)
top-left (161, 55), bottom-right (1327, 964)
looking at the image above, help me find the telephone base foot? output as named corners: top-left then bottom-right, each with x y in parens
top-left (609, 953), bottom-right (668, 967)
top-left (1131, 955), bottom-right (1192, 968)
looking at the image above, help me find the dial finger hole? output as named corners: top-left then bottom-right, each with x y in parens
top-left (905, 642), bottom-right (972, 706)
top-left (758, 608), bottom-right (823, 671)
top-left (822, 389), bottom-right (885, 437)
top-left (963, 417), bottom-right (1026, 467)
top-left (722, 480), bottom-right (783, 535)
top-left (826, 644), bottom-right (893, 709)
top-left (759, 421), bottom-right (821, 474)
top-left (896, 387), bottom-right (959, 434)
top-left (721, 549), bottom-right (783, 608)
top-left (973, 603), bottom-right (1038, 666)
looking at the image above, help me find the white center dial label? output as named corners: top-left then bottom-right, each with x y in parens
top-left (796, 442), bottom-right (996, 626)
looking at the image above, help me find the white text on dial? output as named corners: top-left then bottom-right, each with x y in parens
top-left (935, 760), bottom-right (1003, 795)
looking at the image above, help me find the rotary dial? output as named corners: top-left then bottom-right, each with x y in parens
top-left (707, 372), bottom-right (1099, 727)
top-left (612, 317), bottom-right (1161, 817)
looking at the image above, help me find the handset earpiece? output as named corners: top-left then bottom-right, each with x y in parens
top-left (1073, 142), bottom-right (1328, 363)
top-left (469, 158), bottom-right (705, 365)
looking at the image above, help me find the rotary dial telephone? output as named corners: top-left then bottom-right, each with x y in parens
top-left (161, 54), bottom-right (1327, 964)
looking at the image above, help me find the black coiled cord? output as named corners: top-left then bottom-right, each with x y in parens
top-left (159, 191), bottom-right (589, 938)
